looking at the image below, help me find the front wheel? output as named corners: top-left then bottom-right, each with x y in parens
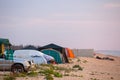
top-left (11, 64), bottom-right (24, 73)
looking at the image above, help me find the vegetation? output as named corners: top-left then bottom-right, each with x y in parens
top-left (71, 74), bottom-right (78, 77)
top-left (64, 73), bottom-right (69, 76)
top-left (79, 75), bottom-right (83, 77)
top-left (45, 74), bottom-right (53, 80)
top-left (73, 65), bottom-right (80, 68)
top-left (27, 71), bottom-right (38, 77)
top-left (90, 71), bottom-right (98, 75)
top-left (53, 72), bottom-right (62, 77)
top-left (73, 65), bottom-right (83, 71)
top-left (83, 60), bottom-right (88, 63)
top-left (39, 64), bottom-right (63, 79)
top-left (77, 58), bottom-right (81, 62)
top-left (3, 75), bottom-right (16, 80)
top-left (12, 72), bottom-right (27, 77)
top-left (90, 78), bottom-right (100, 80)
top-left (39, 69), bottom-right (54, 75)
top-left (2, 64), bottom-right (83, 80)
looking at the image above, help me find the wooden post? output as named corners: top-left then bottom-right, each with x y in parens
top-left (1, 44), bottom-right (5, 54)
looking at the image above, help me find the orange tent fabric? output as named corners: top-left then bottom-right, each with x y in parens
top-left (66, 48), bottom-right (75, 58)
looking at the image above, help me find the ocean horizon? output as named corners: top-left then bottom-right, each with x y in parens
top-left (95, 50), bottom-right (120, 57)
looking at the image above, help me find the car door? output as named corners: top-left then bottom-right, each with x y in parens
top-left (0, 57), bottom-right (13, 71)
top-left (0, 58), bottom-right (4, 70)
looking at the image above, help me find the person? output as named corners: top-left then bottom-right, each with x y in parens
top-left (43, 54), bottom-right (55, 64)
top-left (48, 59), bottom-right (56, 64)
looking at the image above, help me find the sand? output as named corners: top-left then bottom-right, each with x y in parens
top-left (53, 54), bottom-right (120, 80)
top-left (0, 53), bottom-right (120, 80)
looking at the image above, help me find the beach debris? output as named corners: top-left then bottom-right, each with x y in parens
top-left (102, 57), bottom-right (114, 61)
top-left (96, 56), bottom-right (114, 61)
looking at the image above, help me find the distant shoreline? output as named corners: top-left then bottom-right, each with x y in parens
top-left (95, 50), bottom-right (120, 57)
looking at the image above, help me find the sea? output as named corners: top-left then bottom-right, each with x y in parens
top-left (95, 50), bottom-right (120, 57)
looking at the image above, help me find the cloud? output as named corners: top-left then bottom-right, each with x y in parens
top-left (104, 3), bottom-right (120, 8)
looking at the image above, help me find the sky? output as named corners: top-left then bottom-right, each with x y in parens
top-left (0, 0), bottom-right (120, 50)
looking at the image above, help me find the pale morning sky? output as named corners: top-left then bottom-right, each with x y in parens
top-left (0, 0), bottom-right (120, 50)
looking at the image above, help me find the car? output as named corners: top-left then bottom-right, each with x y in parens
top-left (13, 50), bottom-right (47, 65)
top-left (0, 54), bottom-right (34, 73)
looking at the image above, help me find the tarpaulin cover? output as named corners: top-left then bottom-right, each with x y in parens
top-left (66, 48), bottom-right (75, 58)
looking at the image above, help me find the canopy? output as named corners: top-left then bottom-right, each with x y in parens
top-left (0, 38), bottom-right (11, 45)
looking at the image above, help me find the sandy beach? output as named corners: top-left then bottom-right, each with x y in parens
top-left (53, 53), bottom-right (120, 80)
top-left (1, 53), bottom-right (120, 80)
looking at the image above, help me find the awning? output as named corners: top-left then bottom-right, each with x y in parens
top-left (0, 38), bottom-right (11, 45)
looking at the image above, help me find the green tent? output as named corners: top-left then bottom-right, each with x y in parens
top-left (41, 49), bottom-right (63, 64)
top-left (0, 38), bottom-right (11, 45)
top-left (38, 43), bottom-right (69, 63)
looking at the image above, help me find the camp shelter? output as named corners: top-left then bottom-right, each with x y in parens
top-left (0, 38), bottom-right (11, 45)
top-left (0, 38), bottom-right (13, 60)
top-left (14, 50), bottom-right (47, 64)
top-left (0, 38), bottom-right (11, 54)
top-left (41, 49), bottom-right (62, 64)
top-left (66, 48), bottom-right (75, 58)
top-left (22, 45), bottom-right (37, 50)
top-left (38, 43), bottom-right (69, 63)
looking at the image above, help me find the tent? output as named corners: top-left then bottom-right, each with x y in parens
top-left (22, 45), bottom-right (37, 50)
top-left (41, 49), bottom-right (62, 64)
top-left (14, 50), bottom-right (47, 64)
top-left (0, 38), bottom-right (11, 45)
top-left (38, 43), bottom-right (69, 63)
top-left (65, 48), bottom-right (75, 58)
top-left (0, 38), bottom-right (13, 60)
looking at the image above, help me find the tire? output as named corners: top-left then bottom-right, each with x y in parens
top-left (11, 64), bottom-right (24, 73)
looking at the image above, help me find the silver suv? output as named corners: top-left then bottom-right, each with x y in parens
top-left (0, 54), bottom-right (34, 73)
